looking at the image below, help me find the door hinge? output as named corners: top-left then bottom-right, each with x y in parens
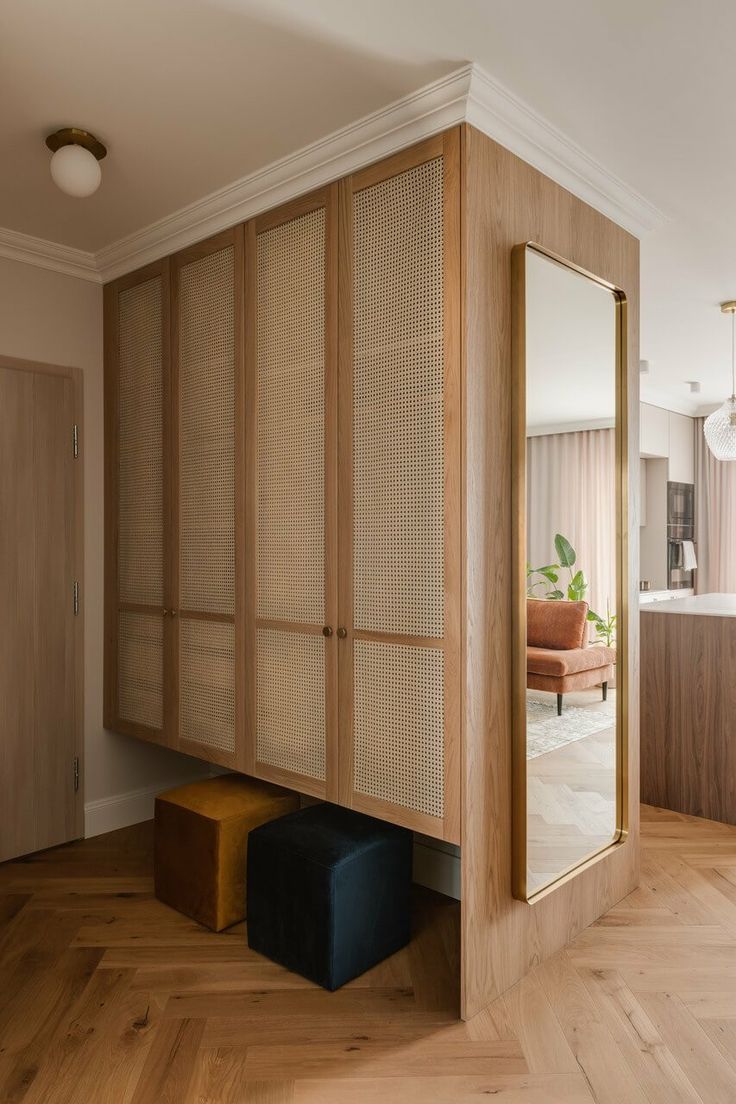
top-left (73, 581), bottom-right (80, 616)
top-left (73, 756), bottom-right (80, 793)
top-left (72, 423), bottom-right (79, 459)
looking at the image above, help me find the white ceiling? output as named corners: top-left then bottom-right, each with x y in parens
top-left (3, 0), bottom-right (736, 412)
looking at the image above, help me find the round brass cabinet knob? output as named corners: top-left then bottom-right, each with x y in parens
top-left (337, 627), bottom-right (348, 639)
top-left (322, 626), bottom-right (333, 637)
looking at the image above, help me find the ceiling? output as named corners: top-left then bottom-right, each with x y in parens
top-left (3, 0), bottom-right (735, 412)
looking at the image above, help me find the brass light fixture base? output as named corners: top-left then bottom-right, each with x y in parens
top-left (721, 301), bottom-right (736, 314)
top-left (45, 127), bottom-right (107, 161)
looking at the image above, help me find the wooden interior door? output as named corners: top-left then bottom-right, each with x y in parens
top-left (245, 186), bottom-right (338, 799)
top-left (172, 229), bottom-right (244, 769)
top-left (338, 132), bottom-right (461, 842)
top-left (0, 356), bottom-right (83, 861)
top-left (104, 261), bottom-right (171, 745)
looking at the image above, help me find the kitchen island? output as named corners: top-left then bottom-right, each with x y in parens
top-left (641, 593), bottom-right (736, 823)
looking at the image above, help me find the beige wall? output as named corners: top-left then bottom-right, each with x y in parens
top-left (0, 255), bottom-right (206, 821)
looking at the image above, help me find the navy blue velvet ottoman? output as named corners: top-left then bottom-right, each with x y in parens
top-left (246, 803), bottom-right (412, 990)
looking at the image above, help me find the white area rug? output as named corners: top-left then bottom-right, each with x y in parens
top-left (526, 699), bottom-right (614, 759)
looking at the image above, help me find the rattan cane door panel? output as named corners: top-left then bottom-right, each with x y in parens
top-left (256, 208), bottom-right (326, 625)
top-left (247, 190), bottom-right (336, 798)
top-left (118, 611), bottom-right (164, 729)
top-left (353, 640), bottom-right (444, 818)
top-left (179, 619), bottom-right (235, 755)
top-left (352, 157), bottom-right (445, 639)
top-left (256, 629), bottom-right (326, 781)
top-left (118, 277), bottom-right (164, 607)
top-left (340, 134), bottom-right (461, 842)
top-left (178, 246), bottom-right (236, 617)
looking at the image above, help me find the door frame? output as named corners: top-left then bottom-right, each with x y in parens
top-left (0, 352), bottom-right (84, 841)
top-left (244, 184), bottom-right (339, 798)
top-left (170, 227), bottom-right (244, 769)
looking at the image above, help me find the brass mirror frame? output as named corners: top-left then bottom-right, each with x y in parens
top-left (511, 241), bottom-right (629, 904)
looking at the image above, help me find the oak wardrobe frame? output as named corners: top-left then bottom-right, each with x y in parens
top-left (104, 123), bottom-right (640, 1020)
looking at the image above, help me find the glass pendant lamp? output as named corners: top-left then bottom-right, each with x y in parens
top-left (704, 301), bottom-right (736, 461)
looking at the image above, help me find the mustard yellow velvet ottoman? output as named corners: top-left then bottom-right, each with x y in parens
top-left (154, 775), bottom-right (299, 931)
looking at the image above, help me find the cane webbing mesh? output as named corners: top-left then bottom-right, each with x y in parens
top-left (256, 628), bottom-right (326, 780)
top-left (118, 277), bottom-right (163, 606)
top-left (179, 618), bottom-right (235, 753)
top-left (256, 209), bottom-right (325, 624)
top-left (353, 639), bottom-right (444, 818)
top-left (118, 611), bottom-right (164, 729)
top-left (178, 247), bottom-right (235, 615)
top-left (352, 158), bottom-right (444, 638)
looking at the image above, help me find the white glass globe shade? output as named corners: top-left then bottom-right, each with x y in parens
top-left (704, 396), bottom-right (736, 461)
top-left (50, 144), bottom-right (101, 198)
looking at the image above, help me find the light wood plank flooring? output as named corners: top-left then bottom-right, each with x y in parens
top-left (527, 688), bottom-right (617, 891)
top-left (4, 807), bottom-right (736, 1101)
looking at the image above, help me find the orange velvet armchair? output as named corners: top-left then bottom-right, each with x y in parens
top-left (527, 599), bottom-right (615, 716)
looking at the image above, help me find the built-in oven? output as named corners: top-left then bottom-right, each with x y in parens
top-left (667, 481), bottom-right (696, 589)
top-left (668, 481), bottom-right (694, 535)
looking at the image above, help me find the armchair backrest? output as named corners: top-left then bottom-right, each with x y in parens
top-left (527, 599), bottom-right (588, 650)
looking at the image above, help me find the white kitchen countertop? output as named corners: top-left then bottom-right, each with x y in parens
top-left (639, 588), bottom-right (693, 604)
top-left (640, 592), bottom-right (736, 616)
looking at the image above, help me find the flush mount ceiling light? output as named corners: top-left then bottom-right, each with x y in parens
top-left (704, 301), bottom-right (736, 461)
top-left (45, 127), bottom-right (106, 198)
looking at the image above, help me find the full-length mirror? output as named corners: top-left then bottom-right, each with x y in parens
top-left (512, 243), bottom-right (627, 902)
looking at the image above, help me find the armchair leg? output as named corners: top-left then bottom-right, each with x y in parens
top-left (602, 681), bottom-right (608, 702)
top-left (556, 693), bottom-right (563, 716)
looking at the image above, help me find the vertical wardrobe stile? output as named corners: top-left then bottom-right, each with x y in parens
top-left (244, 186), bottom-right (339, 799)
top-left (337, 130), bottom-right (461, 844)
top-left (104, 258), bottom-right (174, 748)
top-left (170, 227), bottom-right (245, 769)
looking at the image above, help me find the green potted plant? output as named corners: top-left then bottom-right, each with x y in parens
top-left (587, 601), bottom-right (616, 647)
top-left (526, 533), bottom-right (588, 602)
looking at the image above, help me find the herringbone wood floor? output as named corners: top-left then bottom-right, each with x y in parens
top-left (4, 806), bottom-right (736, 1102)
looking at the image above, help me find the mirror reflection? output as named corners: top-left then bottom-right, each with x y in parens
top-left (522, 245), bottom-right (622, 897)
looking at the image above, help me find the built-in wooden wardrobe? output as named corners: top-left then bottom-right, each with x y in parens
top-left (105, 130), bottom-right (460, 843)
top-left (105, 124), bottom-right (640, 1019)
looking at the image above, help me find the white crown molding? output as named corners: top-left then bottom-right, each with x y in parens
top-left (0, 225), bottom-right (99, 283)
top-left (95, 65), bottom-right (473, 281)
top-left (465, 67), bottom-right (667, 238)
top-left (0, 62), bottom-right (667, 286)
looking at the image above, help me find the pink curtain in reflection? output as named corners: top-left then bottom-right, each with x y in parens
top-left (695, 417), bottom-right (736, 593)
top-left (527, 428), bottom-right (616, 621)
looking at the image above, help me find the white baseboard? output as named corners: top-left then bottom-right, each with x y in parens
top-left (86, 775), bottom-right (461, 899)
top-left (84, 772), bottom-right (212, 838)
top-left (413, 839), bottom-right (461, 900)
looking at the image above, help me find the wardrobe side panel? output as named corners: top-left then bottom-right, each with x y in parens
top-left (460, 124), bottom-right (640, 1019)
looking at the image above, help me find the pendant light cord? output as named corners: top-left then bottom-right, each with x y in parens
top-left (732, 310), bottom-right (735, 398)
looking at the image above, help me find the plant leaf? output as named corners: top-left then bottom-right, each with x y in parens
top-left (567, 570), bottom-right (587, 602)
top-left (547, 589), bottom-right (564, 600)
top-left (554, 533), bottom-right (576, 567)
